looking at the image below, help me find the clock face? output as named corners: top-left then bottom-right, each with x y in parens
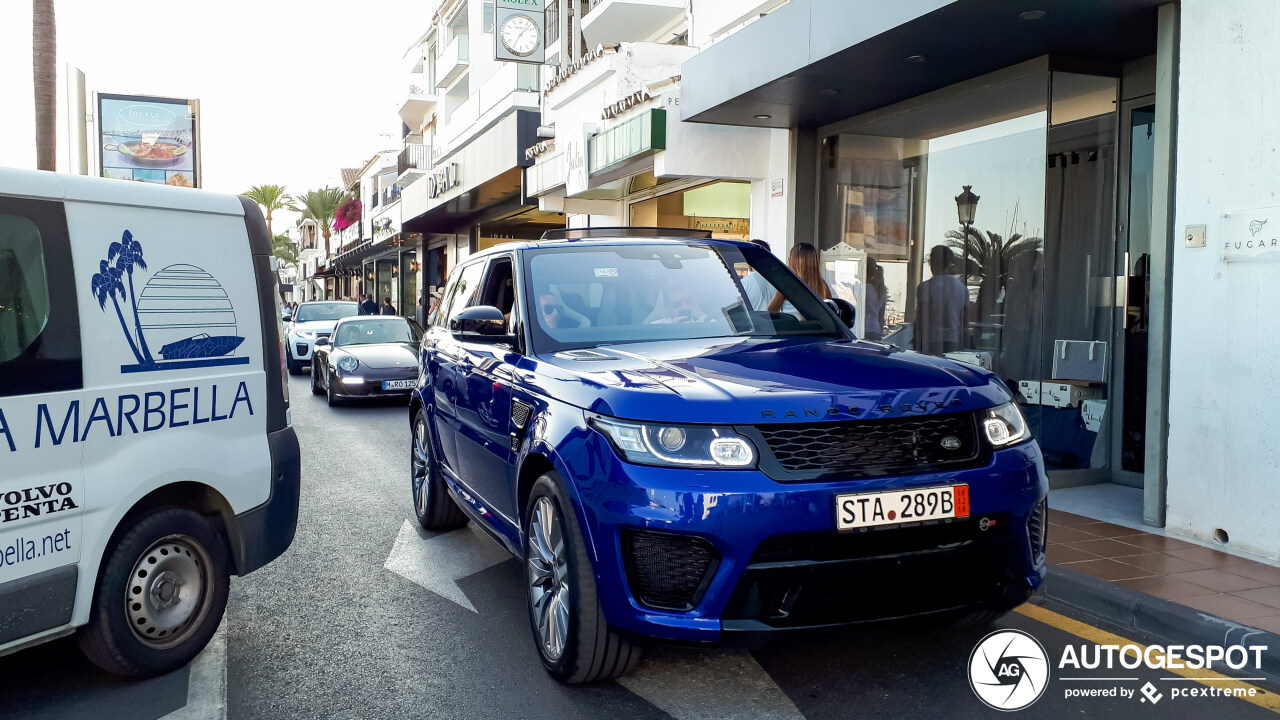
top-left (500, 14), bottom-right (540, 57)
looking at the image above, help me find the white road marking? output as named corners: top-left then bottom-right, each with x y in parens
top-left (161, 619), bottom-right (227, 720)
top-left (619, 648), bottom-right (806, 720)
top-left (383, 519), bottom-right (510, 612)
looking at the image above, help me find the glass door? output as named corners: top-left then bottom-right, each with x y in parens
top-left (1110, 99), bottom-right (1157, 486)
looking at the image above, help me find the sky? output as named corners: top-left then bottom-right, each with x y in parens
top-left (0, 0), bottom-right (428, 230)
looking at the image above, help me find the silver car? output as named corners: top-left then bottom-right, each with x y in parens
top-left (285, 301), bottom-right (359, 374)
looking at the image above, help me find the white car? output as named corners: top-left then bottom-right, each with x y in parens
top-left (0, 167), bottom-right (299, 677)
top-left (285, 301), bottom-right (359, 375)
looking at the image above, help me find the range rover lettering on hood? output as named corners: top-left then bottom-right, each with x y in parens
top-left (762, 398), bottom-right (966, 420)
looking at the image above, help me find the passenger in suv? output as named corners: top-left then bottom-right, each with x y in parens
top-left (408, 228), bottom-right (1047, 684)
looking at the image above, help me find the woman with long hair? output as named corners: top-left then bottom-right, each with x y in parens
top-left (768, 242), bottom-right (831, 314)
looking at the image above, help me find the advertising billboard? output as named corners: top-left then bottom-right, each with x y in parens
top-left (96, 92), bottom-right (200, 188)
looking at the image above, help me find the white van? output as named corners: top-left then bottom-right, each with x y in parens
top-left (0, 168), bottom-right (300, 676)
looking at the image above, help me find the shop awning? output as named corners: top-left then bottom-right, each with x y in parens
top-left (681, 0), bottom-right (1163, 130)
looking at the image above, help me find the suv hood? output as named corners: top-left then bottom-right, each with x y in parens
top-left (526, 337), bottom-right (1010, 425)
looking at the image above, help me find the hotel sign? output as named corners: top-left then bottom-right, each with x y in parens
top-left (1222, 206), bottom-right (1280, 262)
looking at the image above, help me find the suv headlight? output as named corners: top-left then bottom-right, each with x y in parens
top-left (297, 330), bottom-right (317, 339)
top-left (983, 402), bottom-right (1029, 447)
top-left (588, 414), bottom-right (756, 468)
top-left (337, 355), bottom-right (359, 373)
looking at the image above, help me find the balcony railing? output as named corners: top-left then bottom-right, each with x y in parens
top-left (398, 143), bottom-right (431, 177)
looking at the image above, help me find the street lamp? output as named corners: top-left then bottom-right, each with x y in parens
top-left (955, 184), bottom-right (980, 230)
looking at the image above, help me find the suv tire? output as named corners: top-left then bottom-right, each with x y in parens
top-left (524, 473), bottom-right (641, 684)
top-left (77, 508), bottom-right (229, 677)
top-left (410, 410), bottom-right (468, 529)
top-left (286, 355), bottom-right (301, 375)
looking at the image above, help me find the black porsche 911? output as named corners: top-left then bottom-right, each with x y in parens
top-left (311, 316), bottom-right (423, 406)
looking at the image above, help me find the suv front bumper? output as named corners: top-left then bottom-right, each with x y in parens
top-left (560, 433), bottom-right (1048, 644)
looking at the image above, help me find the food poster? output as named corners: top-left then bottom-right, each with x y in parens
top-left (98, 94), bottom-right (197, 187)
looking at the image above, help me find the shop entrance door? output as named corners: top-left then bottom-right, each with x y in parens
top-left (1109, 99), bottom-right (1157, 488)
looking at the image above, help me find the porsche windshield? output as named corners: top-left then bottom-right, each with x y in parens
top-left (524, 242), bottom-right (845, 352)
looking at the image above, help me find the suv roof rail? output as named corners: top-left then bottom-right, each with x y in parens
top-left (539, 227), bottom-right (714, 241)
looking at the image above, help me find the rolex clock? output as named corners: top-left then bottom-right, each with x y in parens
top-left (500, 14), bottom-right (540, 57)
top-left (494, 2), bottom-right (546, 64)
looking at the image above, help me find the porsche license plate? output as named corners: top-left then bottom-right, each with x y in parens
top-left (382, 379), bottom-right (416, 390)
top-left (835, 485), bottom-right (969, 531)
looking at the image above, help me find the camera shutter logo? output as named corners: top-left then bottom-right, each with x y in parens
top-left (968, 629), bottom-right (1050, 711)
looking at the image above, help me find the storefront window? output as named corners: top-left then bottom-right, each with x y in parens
top-left (818, 66), bottom-right (1119, 475)
top-left (400, 250), bottom-right (418, 319)
top-left (628, 180), bottom-right (751, 240)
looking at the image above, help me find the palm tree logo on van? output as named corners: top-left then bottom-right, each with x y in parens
top-left (91, 229), bottom-right (250, 373)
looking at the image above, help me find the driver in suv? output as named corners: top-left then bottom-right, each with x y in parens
top-left (407, 228), bottom-right (1047, 684)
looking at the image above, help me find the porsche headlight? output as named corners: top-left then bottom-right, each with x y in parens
top-left (983, 402), bottom-right (1029, 447)
top-left (336, 355), bottom-right (359, 373)
top-left (588, 413), bottom-right (756, 468)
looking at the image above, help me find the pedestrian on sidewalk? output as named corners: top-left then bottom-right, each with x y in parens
top-left (380, 297), bottom-right (396, 315)
top-left (358, 293), bottom-right (378, 315)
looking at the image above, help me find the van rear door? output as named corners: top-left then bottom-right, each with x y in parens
top-left (0, 196), bottom-right (85, 646)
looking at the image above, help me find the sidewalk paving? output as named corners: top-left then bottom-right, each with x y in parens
top-left (1047, 509), bottom-right (1280, 636)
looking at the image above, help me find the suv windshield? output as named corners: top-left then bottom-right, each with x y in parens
top-left (525, 242), bottom-right (845, 352)
top-left (334, 318), bottom-right (423, 347)
top-left (294, 302), bottom-right (359, 323)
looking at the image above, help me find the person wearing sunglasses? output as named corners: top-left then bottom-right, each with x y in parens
top-left (538, 293), bottom-right (576, 330)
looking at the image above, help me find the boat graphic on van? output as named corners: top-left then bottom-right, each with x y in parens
top-left (91, 230), bottom-right (250, 373)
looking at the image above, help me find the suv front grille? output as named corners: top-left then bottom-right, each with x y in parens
top-left (623, 531), bottom-right (718, 611)
top-left (751, 412), bottom-right (981, 479)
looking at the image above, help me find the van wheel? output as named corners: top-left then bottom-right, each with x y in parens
top-left (411, 410), bottom-right (467, 529)
top-left (525, 474), bottom-right (641, 684)
top-left (77, 508), bottom-right (229, 677)
top-left (310, 365), bottom-right (323, 395)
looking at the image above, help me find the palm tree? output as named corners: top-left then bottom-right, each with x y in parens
top-left (243, 185), bottom-right (295, 238)
top-left (944, 226), bottom-right (1043, 286)
top-left (109, 230), bottom-right (153, 363)
top-left (33, 0), bottom-right (56, 170)
top-left (91, 260), bottom-right (144, 363)
top-left (295, 187), bottom-right (346, 258)
top-left (272, 233), bottom-right (299, 268)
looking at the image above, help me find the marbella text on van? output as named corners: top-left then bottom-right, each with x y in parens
top-left (0, 380), bottom-right (254, 453)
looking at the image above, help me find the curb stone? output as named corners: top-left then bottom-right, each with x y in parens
top-left (1041, 564), bottom-right (1280, 685)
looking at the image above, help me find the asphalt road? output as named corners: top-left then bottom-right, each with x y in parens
top-left (4, 372), bottom-right (1278, 719)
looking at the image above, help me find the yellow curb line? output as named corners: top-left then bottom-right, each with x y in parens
top-left (1014, 603), bottom-right (1280, 713)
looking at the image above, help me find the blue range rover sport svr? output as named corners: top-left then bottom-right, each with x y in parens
top-left (408, 228), bottom-right (1048, 684)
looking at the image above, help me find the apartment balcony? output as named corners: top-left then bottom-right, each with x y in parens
top-left (580, 0), bottom-right (685, 47)
top-left (398, 78), bottom-right (438, 128)
top-left (397, 142), bottom-right (431, 185)
top-left (437, 34), bottom-right (469, 89)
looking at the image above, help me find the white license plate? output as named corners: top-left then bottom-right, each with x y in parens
top-left (382, 379), bottom-right (416, 390)
top-left (835, 485), bottom-right (970, 531)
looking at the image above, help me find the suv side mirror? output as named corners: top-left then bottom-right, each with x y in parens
top-left (825, 297), bottom-right (856, 329)
top-left (450, 305), bottom-right (510, 340)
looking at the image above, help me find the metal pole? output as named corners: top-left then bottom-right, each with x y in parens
top-left (65, 64), bottom-right (88, 175)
